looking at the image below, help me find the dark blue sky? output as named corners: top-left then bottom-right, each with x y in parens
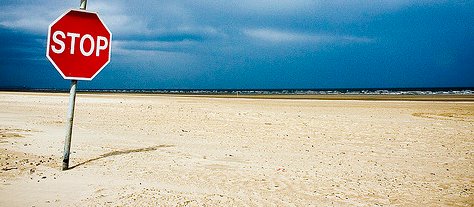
top-left (1, 0), bottom-right (473, 89)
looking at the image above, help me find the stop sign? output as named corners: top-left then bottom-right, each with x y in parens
top-left (46, 9), bottom-right (112, 80)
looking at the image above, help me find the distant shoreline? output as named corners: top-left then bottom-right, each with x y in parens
top-left (1, 87), bottom-right (473, 94)
top-left (1, 91), bottom-right (473, 102)
top-left (173, 94), bottom-right (474, 102)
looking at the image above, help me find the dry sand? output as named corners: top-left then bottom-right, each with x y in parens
top-left (0, 92), bottom-right (473, 206)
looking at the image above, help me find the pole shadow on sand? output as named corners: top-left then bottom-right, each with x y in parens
top-left (69, 144), bottom-right (175, 170)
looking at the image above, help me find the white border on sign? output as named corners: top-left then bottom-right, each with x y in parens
top-left (46, 9), bottom-right (112, 81)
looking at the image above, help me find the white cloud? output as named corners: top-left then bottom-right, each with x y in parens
top-left (86, 2), bottom-right (150, 37)
top-left (244, 28), bottom-right (373, 44)
top-left (234, 0), bottom-right (318, 13)
top-left (113, 40), bottom-right (196, 52)
top-left (0, 18), bottom-right (50, 34)
top-left (244, 28), bottom-right (318, 42)
top-left (0, 3), bottom-right (70, 34)
top-left (0, 1), bottom-right (148, 37)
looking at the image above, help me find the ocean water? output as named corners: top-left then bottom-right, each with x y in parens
top-left (1, 87), bottom-right (473, 95)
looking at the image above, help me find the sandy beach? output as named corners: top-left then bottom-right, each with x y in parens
top-left (0, 92), bottom-right (473, 206)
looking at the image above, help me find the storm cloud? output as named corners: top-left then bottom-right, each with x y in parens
top-left (1, 0), bottom-right (473, 89)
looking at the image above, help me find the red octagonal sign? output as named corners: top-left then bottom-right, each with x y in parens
top-left (46, 9), bottom-right (112, 80)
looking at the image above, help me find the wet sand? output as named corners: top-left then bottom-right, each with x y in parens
top-left (0, 92), bottom-right (473, 206)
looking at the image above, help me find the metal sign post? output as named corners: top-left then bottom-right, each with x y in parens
top-left (62, 0), bottom-right (87, 171)
top-left (80, 0), bottom-right (87, 10)
top-left (62, 80), bottom-right (77, 170)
